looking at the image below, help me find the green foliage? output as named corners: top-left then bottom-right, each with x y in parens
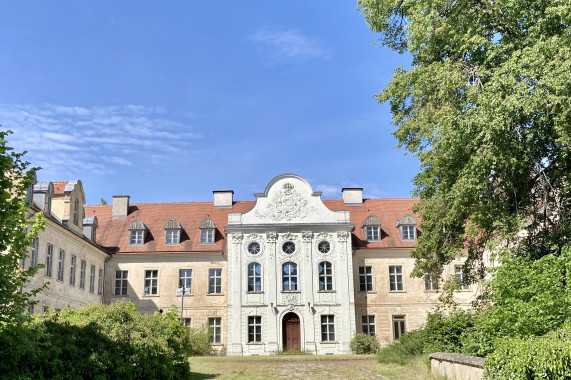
top-left (377, 329), bottom-right (427, 365)
top-left (424, 310), bottom-right (475, 355)
top-left (0, 129), bottom-right (44, 327)
top-left (484, 325), bottom-right (571, 380)
top-left (359, 0), bottom-right (571, 278)
top-left (0, 301), bottom-right (192, 379)
top-left (187, 325), bottom-right (213, 356)
top-left (350, 333), bottom-right (381, 354)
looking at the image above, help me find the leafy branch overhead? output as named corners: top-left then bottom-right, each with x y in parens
top-left (359, 0), bottom-right (571, 279)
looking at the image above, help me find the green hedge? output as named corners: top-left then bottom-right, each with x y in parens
top-left (350, 333), bottom-right (381, 354)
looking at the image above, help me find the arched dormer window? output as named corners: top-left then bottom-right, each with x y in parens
top-left (73, 199), bottom-right (80, 225)
top-left (128, 220), bottom-right (146, 246)
top-left (199, 218), bottom-right (216, 245)
top-left (362, 215), bottom-right (381, 242)
top-left (164, 219), bottom-right (182, 245)
top-left (396, 214), bottom-right (417, 241)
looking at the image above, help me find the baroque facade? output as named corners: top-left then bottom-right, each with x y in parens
top-left (26, 174), bottom-right (478, 355)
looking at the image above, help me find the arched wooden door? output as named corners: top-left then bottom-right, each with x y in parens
top-left (282, 312), bottom-right (301, 351)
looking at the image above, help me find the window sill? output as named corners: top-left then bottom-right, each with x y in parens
top-left (247, 342), bottom-right (263, 345)
top-left (389, 291), bottom-right (406, 293)
top-left (281, 291), bottom-right (301, 294)
top-left (143, 294), bottom-right (160, 297)
top-left (320, 341), bottom-right (338, 344)
top-left (112, 294), bottom-right (128, 297)
top-left (176, 293), bottom-right (194, 297)
top-left (359, 291), bottom-right (376, 294)
top-left (200, 242), bottom-right (215, 245)
top-left (207, 293), bottom-right (224, 296)
top-left (318, 290), bottom-right (336, 293)
top-left (247, 291), bottom-right (264, 294)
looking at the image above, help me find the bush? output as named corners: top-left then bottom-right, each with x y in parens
top-left (377, 329), bottom-right (427, 365)
top-left (424, 310), bottom-right (476, 355)
top-left (484, 325), bottom-right (571, 379)
top-left (350, 333), bottom-right (380, 354)
top-left (0, 301), bottom-right (192, 379)
top-left (188, 326), bottom-right (213, 356)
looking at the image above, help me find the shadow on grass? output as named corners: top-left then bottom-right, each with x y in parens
top-left (190, 372), bottom-right (219, 379)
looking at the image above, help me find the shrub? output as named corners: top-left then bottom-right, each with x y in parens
top-left (350, 333), bottom-right (380, 354)
top-left (424, 310), bottom-right (476, 355)
top-left (188, 326), bottom-right (213, 356)
top-left (377, 329), bottom-right (427, 365)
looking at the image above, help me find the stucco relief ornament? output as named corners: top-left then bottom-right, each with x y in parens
top-left (255, 183), bottom-right (314, 222)
top-left (266, 232), bottom-right (277, 243)
top-left (337, 232), bottom-right (348, 262)
top-left (302, 231), bottom-right (313, 243)
top-left (282, 293), bottom-right (298, 310)
top-left (232, 233), bottom-right (244, 263)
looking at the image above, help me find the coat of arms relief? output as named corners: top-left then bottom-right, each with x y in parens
top-left (255, 183), bottom-right (315, 222)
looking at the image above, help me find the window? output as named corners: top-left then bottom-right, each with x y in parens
top-left (282, 262), bottom-right (298, 291)
top-left (318, 241), bottom-right (330, 253)
top-left (362, 215), bottom-right (381, 242)
top-left (199, 218), bottom-right (216, 244)
top-left (424, 270), bottom-right (439, 291)
top-left (45, 244), bottom-right (53, 277)
top-left (209, 317), bottom-right (221, 344)
top-left (389, 265), bottom-right (404, 291)
top-left (248, 242), bottom-right (261, 255)
top-left (209, 268), bottom-right (222, 294)
top-left (79, 260), bottom-right (86, 289)
top-left (402, 225), bottom-right (415, 240)
top-left (359, 266), bottom-right (373, 292)
top-left (182, 318), bottom-right (191, 327)
top-left (362, 315), bottom-right (376, 335)
top-left (57, 250), bottom-right (65, 281)
top-left (114, 270), bottom-right (128, 296)
top-left (248, 263), bottom-right (262, 292)
top-left (393, 315), bottom-right (406, 340)
top-left (165, 219), bottom-right (182, 245)
top-left (144, 270), bottom-right (158, 295)
top-left (455, 265), bottom-right (470, 290)
top-left (30, 238), bottom-right (38, 267)
top-left (282, 241), bottom-right (295, 254)
top-left (42, 306), bottom-right (49, 314)
top-left (128, 220), bottom-right (146, 246)
top-left (69, 255), bottom-right (76, 286)
top-left (396, 214), bottom-right (418, 241)
top-left (248, 316), bottom-right (262, 343)
top-left (28, 304), bottom-right (34, 314)
top-left (98, 269), bottom-right (103, 295)
top-left (73, 199), bottom-right (79, 225)
top-left (89, 265), bottom-right (95, 292)
top-left (179, 269), bottom-right (192, 292)
top-left (318, 261), bottom-right (333, 291)
top-left (321, 315), bottom-right (335, 342)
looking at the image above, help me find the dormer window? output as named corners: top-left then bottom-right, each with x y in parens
top-left (73, 199), bottom-right (80, 225)
top-left (362, 215), bottom-right (381, 242)
top-left (199, 218), bottom-right (216, 245)
top-left (396, 214), bottom-right (418, 241)
top-left (164, 219), bottom-right (182, 245)
top-left (128, 220), bottom-right (146, 246)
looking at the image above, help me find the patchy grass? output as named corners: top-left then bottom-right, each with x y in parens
top-left (189, 354), bottom-right (442, 379)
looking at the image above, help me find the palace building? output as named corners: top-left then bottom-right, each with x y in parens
top-left (25, 173), bottom-right (478, 355)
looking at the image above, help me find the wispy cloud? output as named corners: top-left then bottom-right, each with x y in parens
top-left (251, 28), bottom-right (327, 62)
top-left (0, 103), bottom-right (202, 178)
top-left (314, 184), bottom-right (339, 198)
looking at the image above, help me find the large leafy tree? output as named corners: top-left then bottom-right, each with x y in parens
top-left (0, 130), bottom-right (44, 326)
top-left (359, 0), bottom-right (571, 279)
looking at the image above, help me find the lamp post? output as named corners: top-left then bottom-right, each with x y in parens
top-left (179, 286), bottom-right (185, 319)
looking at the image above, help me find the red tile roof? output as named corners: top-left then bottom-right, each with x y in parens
top-left (52, 181), bottom-right (69, 196)
top-left (84, 198), bottom-right (419, 254)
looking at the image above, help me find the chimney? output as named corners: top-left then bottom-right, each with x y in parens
top-left (112, 195), bottom-right (130, 218)
top-left (213, 190), bottom-right (233, 208)
top-left (342, 187), bottom-right (363, 205)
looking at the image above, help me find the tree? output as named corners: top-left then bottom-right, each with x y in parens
top-left (358, 0), bottom-right (571, 280)
top-left (0, 130), bottom-right (44, 326)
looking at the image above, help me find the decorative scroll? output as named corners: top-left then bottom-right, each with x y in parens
top-left (255, 183), bottom-right (315, 222)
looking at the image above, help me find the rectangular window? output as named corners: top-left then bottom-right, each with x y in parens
top-left (42, 306), bottom-right (49, 314)
top-left (144, 270), bottom-right (159, 295)
top-left (166, 229), bottom-right (180, 245)
top-left (424, 270), bottom-right (438, 291)
top-left (248, 263), bottom-right (262, 292)
top-left (89, 265), bottom-right (95, 292)
top-left (28, 304), bottom-right (34, 314)
top-left (365, 226), bottom-right (380, 241)
top-left (114, 270), bottom-right (128, 296)
top-left (209, 317), bottom-right (221, 344)
top-left (201, 229), bottom-right (214, 244)
top-left (57, 250), bottom-right (65, 281)
top-left (321, 315), bottom-right (335, 342)
top-left (69, 255), bottom-right (76, 286)
top-left (98, 269), bottom-right (103, 295)
top-left (389, 265), bottom-right (404, 291)
top-left (79, 260), bottom-right (86, 289)
top-left (402, 225), bottom-right (415, 240)
top-left (182, 318), bottom-right (191, 327)
top-left (359, 266), bottom-right (373, 292)
top-left (30, 238), bottom-right (39, 267)
top-left (282, 262), bottom-right (298, 291)
top-left (362, 315), bottom-right (376, 336)
top-left (209, 268), bottom-right (222, 294)
top-left (248, 316), bottom-right (262, 343)
top-left (318, 261), bottom-right (333, 291)
top-left (129, 230), bottom-right (144, 245)
top-left (45, 243), bottom-right (53, 277)
top-left (393, 315), bottom-right (406, 340)
top-left (179, 269), bottom-right (192, 292)
top-left (455, 265), bottom-right (470, 290)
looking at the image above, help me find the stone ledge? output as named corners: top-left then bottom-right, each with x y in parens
top-left (429, 352), bottom-right (485, 368)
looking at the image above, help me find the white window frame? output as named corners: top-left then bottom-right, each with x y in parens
top-left (455, 265), bottom-right (470, 290)
top-left (89, 265), bottom-right (96, 293)
top-left (321, 315), bottom-right (335, 342)
top-left (200, 229), bottom-right (215, 245)
top-left (79, 260), bottom-right (86, 289)
top-left (114, 270), bottom-right (128, 296)
top-left (57, 249), bottom-right (65, 281)
top-left (389, 265), bottom-right (404, 291)
top-left (318, 261), bottom-right (333, 291)
top-left (45, 243), bottom-right (53, 277)
top-left (144, 270), bottom-right (159, 295)
top-left (209, 317), bottom-right (222, 344)
top-left (393, 315), bottom-right (406, 340)
top-left (282, 262), bottom-right (298, 292)
top-left (179, 269), bottom-right (192, 292)
top-left (365, 226), bottom-right (380, 241)
top-left (73, 199), bottom-right (79, 225)
top-left (362, 315), bottom-right (376, 336)
top-left (247, 263), bottom-right (262, 292)
top-left (129, 230), bottom-right (144, 246)
top-left (402, 225), bottom-right (416, 241)
top-left (98, 268), bottom-right (103, 295)
top-left (208, 268), bottom-right (222, 294)
top-left (359, 266), bottom-right (373, 292)
top-left (424, 270), bottom-right (439, 291)
top-left (248, 316), bottom-right (262, 343)
top-left (69, 255), bottom-right (76, 286)
top-left (30, 238), bottom-right (39, 267)
top-left (165, 229), bottom-right (180, 245)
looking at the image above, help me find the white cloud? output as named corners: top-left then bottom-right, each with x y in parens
top-left (314, 184), bottom-right (339, 198)
top-left (251, 28), bottom-right (327, 62)
top-left (0, 103), bottom-right (202, 178)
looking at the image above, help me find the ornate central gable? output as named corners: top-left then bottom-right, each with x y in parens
top-left (229, 174), bottom-right (349, 225)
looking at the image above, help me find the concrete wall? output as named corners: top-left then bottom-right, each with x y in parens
top-left (430, 352), bottom-right (484, 380)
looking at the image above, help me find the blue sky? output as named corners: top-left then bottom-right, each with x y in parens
top-left (0, 1), bottom-right (417, 205)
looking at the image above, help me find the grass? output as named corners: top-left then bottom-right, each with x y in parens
top-left (189, 354), bottom-right (444, 379)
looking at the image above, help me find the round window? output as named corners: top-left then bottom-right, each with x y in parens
top-left (248, 242), bottom-right (261, 255)
top-left (282, 241), bottom-right (296, 254)
top-left (318, 241), bottom-right (330, 253)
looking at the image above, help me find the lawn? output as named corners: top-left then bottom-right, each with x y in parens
top-left (189, 354), bottom-right (441, 380)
